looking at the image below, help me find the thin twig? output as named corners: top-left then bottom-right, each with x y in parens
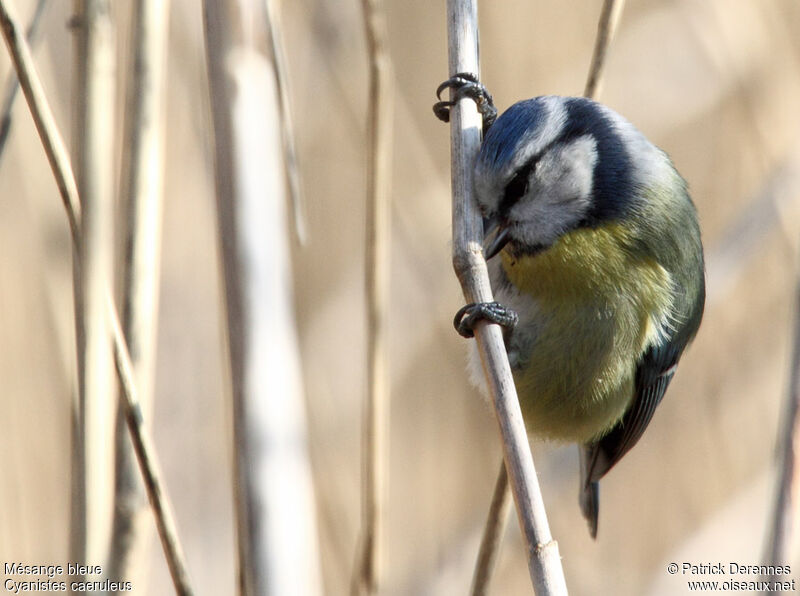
top-left (444, 1), bottom-right (567, 594)
top-left (0, 0), bottom-right (79, 242)
top-left (470, 464), bottom-right (511, 596)
top-left (265, 0), bottom-right (307, 245)
top-left (583, 0), bottom-right (626, 99)
top-left (0, 3), bottom-right (193, 594)
top-left (110, 301), bottom-right (194, 595)
top-left (764, 273), bottom-right (800, 584)
top-left (203, 1), bottom-right (323, 594)
top-left (109, 0), bottom-right (170, 585)
top-left (0, 0), bottom-right (48, 162)
top-left (352, 0), bottom-right (393, 594)
top-left (467, 1), bottom-right (627, 593)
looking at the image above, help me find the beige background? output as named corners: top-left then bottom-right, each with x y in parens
top-left (1, 0), bottom-right (800, 594)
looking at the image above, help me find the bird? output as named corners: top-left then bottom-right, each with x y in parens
top-left (457, 92), bottom-right (705, 537)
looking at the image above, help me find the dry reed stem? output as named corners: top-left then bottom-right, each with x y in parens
top-left (351, 0), bottom-right (393, 594)
top-left (765, 275), bottom-right (800, 581)
top-left (583, 0), bottom-right (626, 99)
top-left (444, 0), bottom-right (567, 593)
top-left (265, 0), bottom-right (307, 245)
top-left (203, 1), bottom-right (323, 593)
top-left (0, 1), bottom-right (79, 241)
top-left (468, 0), bottom-right (626, 593)
top-left (108, 0), bottom-right (170, 585)
top-left (109, 302), bottom-right (194, 595)
top-left (70, 0), bottom-right (117, 580)
top-left (470, 464), bottom-right (512, 596)
top-left (0, 3), bottom-right (193, 593)
top-left (0, 0), bottom-right (48, 161)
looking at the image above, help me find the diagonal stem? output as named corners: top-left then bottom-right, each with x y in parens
top-left (0, 3), bottom-right (193, 593)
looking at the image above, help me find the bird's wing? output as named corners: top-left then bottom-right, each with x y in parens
top-left (583, 341), bottom-right (680, 485)
top-left (583, 202), bottom-right (706, 484)
top-left (579, 342), bottom-right (679, 537)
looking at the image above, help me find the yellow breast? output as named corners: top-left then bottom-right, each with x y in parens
top-left (500, 222), bottom-right (673, 442)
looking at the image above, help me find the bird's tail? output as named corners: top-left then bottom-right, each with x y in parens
top-left (579, 445), bottom-right (600, 539)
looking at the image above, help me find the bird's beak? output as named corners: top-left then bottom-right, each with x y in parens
top-left (483, 218), bottom-right (511, 260)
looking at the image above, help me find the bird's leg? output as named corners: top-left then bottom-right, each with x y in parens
top-left (453, 301), bottom-right (518, 339)
top-left (433, 72), bottom-right (497, 133)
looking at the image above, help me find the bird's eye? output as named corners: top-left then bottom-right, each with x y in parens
top-left (500, 168), bottom-right (529, 214)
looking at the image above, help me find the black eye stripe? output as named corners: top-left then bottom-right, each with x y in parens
top-left (499, 155), bottom-right (539, 215)
top-left (500, 168), bottom-right (530, 211)
top-left (497, 131), bottom-right (597, 217)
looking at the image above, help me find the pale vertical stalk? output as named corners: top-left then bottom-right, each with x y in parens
top-left (583, 0), bottom-right (626, 99)
top-left (69, 238), bottom-right (87, 592)
top-left (70, 0), bottom-right (116, 585)
top-left (765, 276), bottom-right (800, 586)
top-left (265, 0), bottom-right (307, 245)
top-left (444, 1), bottom-right (567, 594)
top-left (108, 0), bottom-right (169, 587)
top-left (351, 0), bottom-right (393, 594)
top-left (469, 1), bottom-right (626, 591)
top-left (203, 1), bottom-right (323, 594)
top-left (0, 4), bottom-right (192, 593)
top-left (470, 464), bottom-right (511, 596)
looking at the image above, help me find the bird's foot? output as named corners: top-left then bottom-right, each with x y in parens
top-left (453, 301), bottom-right (518, 338)
top-left (433, 72), bottom-right (497, 132)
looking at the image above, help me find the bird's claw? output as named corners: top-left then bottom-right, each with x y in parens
top-left (453, 301), bottom-right (518, 338)
top-left (433, 72), bottom-right (497, 132)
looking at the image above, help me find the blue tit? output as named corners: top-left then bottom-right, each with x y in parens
top-left (470, 95), bottom-right (705, 537)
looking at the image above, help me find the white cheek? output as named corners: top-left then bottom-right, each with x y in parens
top-left (473, 97), bottom-right (570, 216)
top-left (509, 135), bottom-right (597, 246)
top-left (551, 135), bottom-right (597, 203)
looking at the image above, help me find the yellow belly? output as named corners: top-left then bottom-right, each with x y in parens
top-left (499, 223), bottom-right (673, 442)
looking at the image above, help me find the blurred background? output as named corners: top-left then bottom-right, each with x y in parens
top-left (2, 0), bottom-right (800, 594)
